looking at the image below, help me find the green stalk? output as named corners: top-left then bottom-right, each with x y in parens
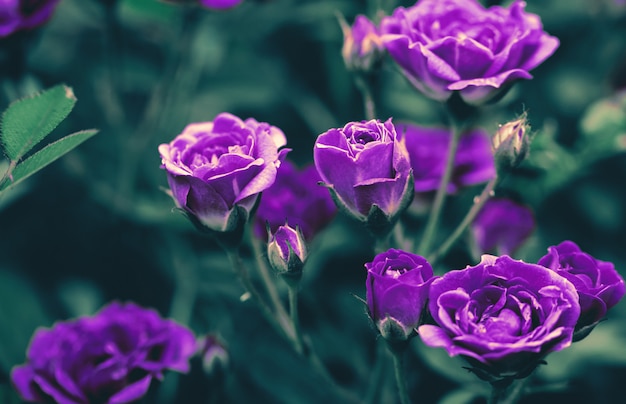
top-left (428, 175), bottom-right (498, 264)
top-left (488, 378), bottom-right (527, 404)
top-left (355, 74), bottom-right (377, 120)
top-left (391, 349), bottom-right (411, 404)
top-left (287, 286), bottom-right (304, 355)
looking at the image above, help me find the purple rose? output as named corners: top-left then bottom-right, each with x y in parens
top-left (471, 198), bottom-right (534, 256)
top-left (365, 249), bottom-right (435, 341)
top-left (199, 0), bottom-right (242, 9)
top-left (340, 14), bottom-right (385, 72)
top-left (253, 160), bottom-right (336, 241)
top-left (11, 302), bottom-right (196, 404)
top-left (380, 0), bottom-right (560, 103)
top-left (538, 241), bottom-right (626, 334)
top-left (159, 112), bottom-right (289, 233)
top-left (419, 255), bottom-right (580, 380)
top-left (313, 119), bottom-right (413, 233)
top-left (0, 0), bottom-right (60, 38)
top-left (396, 123), bottom-right (495, 193)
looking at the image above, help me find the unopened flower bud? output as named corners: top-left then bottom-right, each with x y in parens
top-left (200, 334), bottom-right (229, 375)
top-left (267, 224), bottom-right (307, 286)
top-left (339, 14), bottom-right (385, 73)
top-left (492, 113), bottom-right (531, 169)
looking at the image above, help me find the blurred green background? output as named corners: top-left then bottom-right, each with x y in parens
top-left (1, 0), bottom-right (626, 402)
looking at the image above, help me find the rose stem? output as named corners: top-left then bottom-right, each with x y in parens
top-left (391, 348), bottom-right (411, 404)
top-left (249, 234), bottom-right (293, 335)
top-left (355, 74), bottom-right (377, 120)
top-left (489, 378), bottom-right (527, 404)
top-left (363, 339), bottom-right (388, 404)
top-left (225, 247), bottom-right (294, 343)
top-left (287, 285), bottom-right (305, 355)
top-left (417, 111), bottom-right (463, 256)
top-left (428, 175), bottom-right (498, 264)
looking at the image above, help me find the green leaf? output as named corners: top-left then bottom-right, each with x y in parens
top-left (0, 130), bottom-right (98, 192)
top-left (1, 84), bottom-right (77, 161)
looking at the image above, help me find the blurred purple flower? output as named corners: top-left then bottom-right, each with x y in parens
top-left (471, 198), bottom-right (534, 255)
top-left (11, 302), bottom-right (196, 404)
top-left (340, 14), bottom-right (385, 73)
top-left (0, 0), bottom-right (60, 38)
top-left (253, 160), bottom-right (336, 241)
top-left (200, 335), bottom-right (228, 375)
top-left (366, 249), bottom-right (435, 341)
top-left (380, 0), bottom-right (560, 103)
top-left (199, 0), bottom-right (242, 9)
top-left (314, 119), bottom-right (413, 233)
top-left (395, 123), bottom-right (495, 193)
top-left (159, 112), bottom-right (289, 233)
top-left (419, 255), bottom-right (580, 380)
top-left (538, 241), bottom-right (626, 336)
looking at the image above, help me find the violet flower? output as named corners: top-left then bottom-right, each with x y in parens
top-left (471, 198), bottom-right (534, 256)
top-left (159, 112), bottom-right (289, 235)
top-left (314, 118), bottom-right (413, 235)
top-left (0, 0), bottom-right (60, 38)
top-left (253, 160), bottom-right (336, 241)
top-left (538, 241), bottom-right (626, 338)
top-left (380, 0), bottom-right (560, 103)
top-left (340, 14), bottom-right (385, 73)
top-left (419, 255), bottom-right (580, 381)
top-left (11, 302), bottom-right (196, 404)
top-left (395, 123), bottom-right (495, 193)
top-left (365, 249), bottom-right (435, 341)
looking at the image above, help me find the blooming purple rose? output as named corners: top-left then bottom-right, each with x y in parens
top-left (380, 0), bottom-right (560, 103)
top-left (159, 112), bottom-right (289, 234)
top-left (0, 0), bottom-right (60, 38)
top-left (365, 249), bottom-right (435, 341)
top-left (471, 198), bottom-right (534, 256)
top-left (11, 302), bottom-right (196, 404)
top-left (419, 255), bottom-right (580, 380)
top-left (313, 119), bottom-right (413, 234)
top-left (253, 160), bottom-right (336, 241)
top-left (340, 14), bottom-right (385, 72)
top-left (538, 241), bottom-right (626, 335)
top-left (396, 123), bottom-right (495, 193)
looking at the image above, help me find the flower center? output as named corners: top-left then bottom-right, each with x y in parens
top-left (385, 267), bottom-right (408, 279)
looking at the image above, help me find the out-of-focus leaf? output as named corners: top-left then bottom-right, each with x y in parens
top-left (579, 90), bottom-right (626, 158)
top-left (0, 130), bottom-right (98, 192)
top-left (0, 85), bottom-right (76, 161)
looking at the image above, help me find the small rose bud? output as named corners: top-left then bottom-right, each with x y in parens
top-left (339, 14), bottom-right (385, 73)
top-left (200, 334), bottom-right (229, 375)
top-left (267, 224), bottom-right (307, 285)
top-left (492, 113), bottom-right (531, 169)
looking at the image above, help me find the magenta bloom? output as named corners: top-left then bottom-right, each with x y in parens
top-left (313, 119), bottom-right (413, 233)
top-left (471, 198), bottom-right (534, 255)
top-left (0, 0), bottom-right (60, 38)
top-left (419, 255), bottom-right (580, 380)
top-left (11, 302), bottom-right (196, 404)
top-left (538, 241), bottom-right (626, 335)
top-left (380, 0), bottom-right (560, 103)
top-left (199, 0), bottom-right (242, 9)
top-left (253, 160), bottom-right (336, 241)
top-left (366, 249), bottom-right (435, 341)
top-left (340, 14), bottom-right (385, 72)
top-left (159, 112), bottom-right (289, 233)
top-left (395, 123), bottom-right (495, 193)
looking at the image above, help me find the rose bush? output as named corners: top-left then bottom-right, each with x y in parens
top-left (365, 249), bottom-right (435, 341)
top-left (395, 123), bottom-right (495, 193)
top-left (159, 112), bottom-right (289, 234)
top-left (419, 255), bottom-right (580, 380)
top-left (11, 302), bottom-right (196, 404)
top-left (538, 241), bottom-right (625, 336)
top-left (380, 0), bottom-right (560, 103)
top-left (313, 118), bottom-right (413, 234)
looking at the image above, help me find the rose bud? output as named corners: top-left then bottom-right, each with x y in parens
top-left (380, 0), bottom-right (559, 104)
top-left (538, 241), bottom-right (626, 340)
top-left (159, 112), bottom-right (289, 243)
top-left (339, 14), bottom-right (385, 73)
top-left (314, 118), bottom-right (414, 237)
top-left (11, 302), bottom-right (196, 404)
top-left (200, 334), bottom-right (229, 375)
top-left (365, 249), bottom-right (435, 343)
top-left (492, 114), bottom-right (532, 169)
top-left (267, 224), bottom-right (307, 286)
top-left (471, 198), bottom-right (535, 256)
top-left (419, 255), bottom-right (580, 382)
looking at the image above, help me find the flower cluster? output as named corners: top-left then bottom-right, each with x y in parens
top-left (0, 0), bottom-right (60, 38)
top-left (11, 302), bottom-right (196, 404)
